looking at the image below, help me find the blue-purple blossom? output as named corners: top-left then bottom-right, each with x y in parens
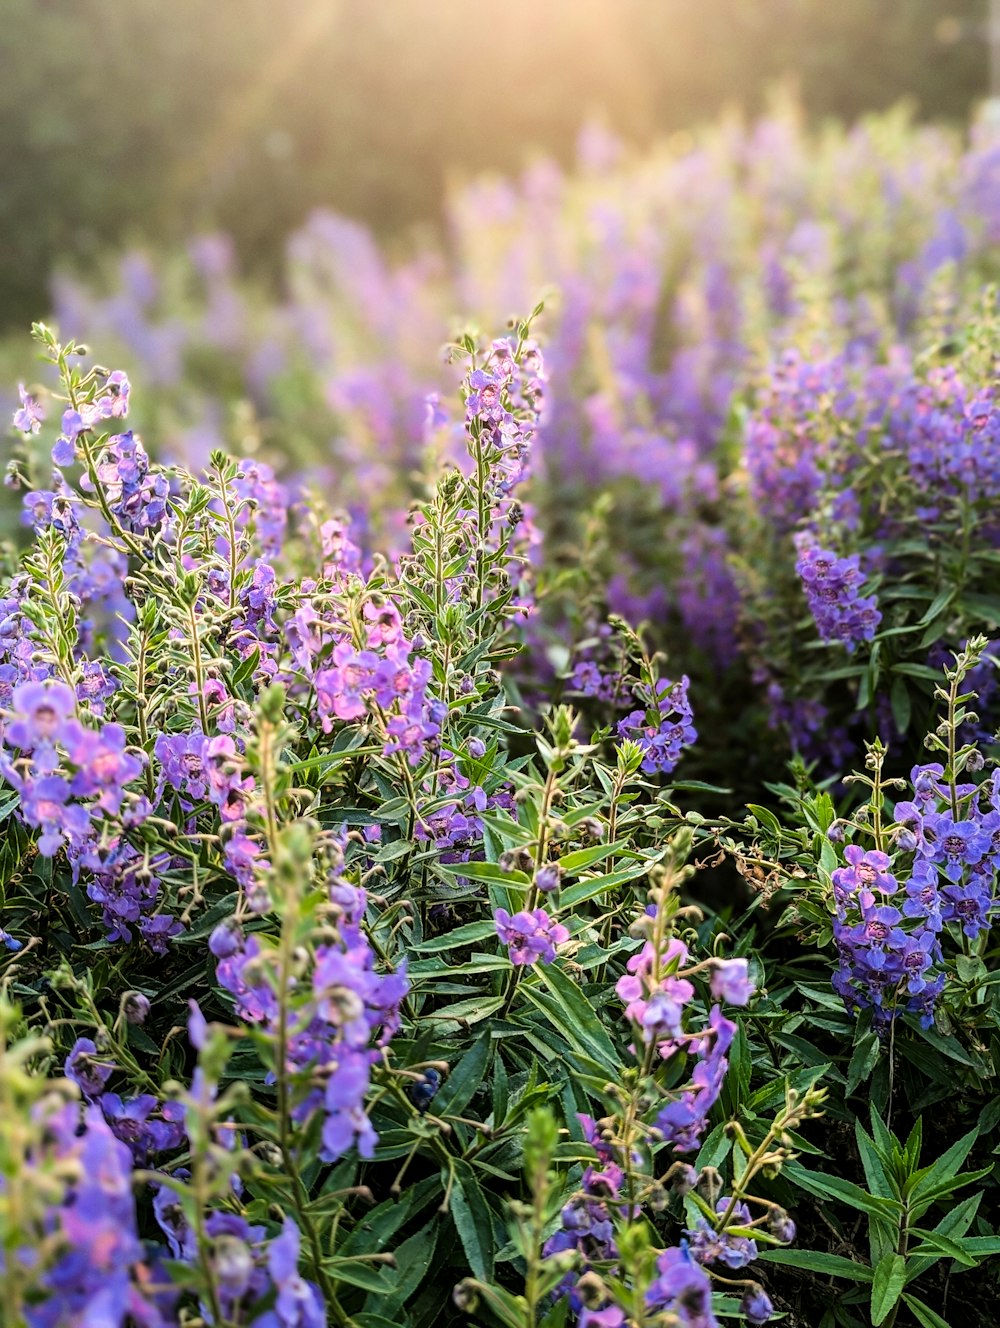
top-left (795, 537), bottom-right (881, 651)
top-left (617, 675), bottom-right (696, 775)
top-left (13, 384), bottom-right (44, 434)
top-left (495, 906), bottom-right (569, 965)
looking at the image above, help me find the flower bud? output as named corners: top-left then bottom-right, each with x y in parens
top-left (122, 991), bottom-right (150, 1025)
top-left (212, 1235), bottom-right (254, 1296)
top-left (535, 863), bottom-right (561, 893)
top-left (696, 1166), bottom-right (723, 1207)
top-left (665, 1161), bottom-right (698, 1196)
top-left (767, 1208), bottom-right (796, 1243)
top-left (575, 1271), bottom-right (608, 1310)
top-left (741, 1283), bottom-right (774, 1324)
top-left (452, 1279), bottom-right (479, 1312)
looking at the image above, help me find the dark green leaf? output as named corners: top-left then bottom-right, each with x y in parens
top-left (871, 1252), bottom-right (906, 1326)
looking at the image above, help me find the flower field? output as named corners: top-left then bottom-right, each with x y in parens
top-left (2, 102), bottom-right (1000, 1326)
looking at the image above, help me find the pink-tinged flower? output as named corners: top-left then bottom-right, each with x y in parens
top-left (6, 679), bottom-right (76, 752)
top-left (495, 907), bottom-right (568, 965)
top-left (709, 957), bottom-right (754, 1005)
top-left (363, 599), bottom-right (403, 646)
top-left (13, 384), bottom-right (43, 434)
top-left (832, 844), bottom-right (897, 902)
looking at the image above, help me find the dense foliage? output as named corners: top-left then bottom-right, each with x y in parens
top-left (3, 103), bottom-right (1000, 1327)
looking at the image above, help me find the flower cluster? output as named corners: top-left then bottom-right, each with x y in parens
top-left (794, 538), bottom-right (881, 651)
top-left (211, 870), bottom-right (407, 1163)
top-left (616, 675), bottom-right (696, 776)
top-left (24, 1098), bottom-right (181, 1327)
top-left (494, 906), bottom-right (569, 966)
top-left (0, 682), bottom-right (180, 947)
top-left (830, 840), bottom-right (944, 1031)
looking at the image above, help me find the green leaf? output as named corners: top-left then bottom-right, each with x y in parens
top-left (846, 1031), bottom-right (880, 1096)
top-left (528, 964), bottom-right (621, 1069)
top-left (901, 1293), bottom-right (952, 1328)
top-left (337, 1178), bottom-right (440, 1257)
top-left (903, 1192), bottom-right (982, 1284)
top-left (451, 1163), bottom-right (494, 1281)
top-left (889, 677), bottom-right (912, 735)
top-left (425, 996), bottom-right (504, 1026)
top-left (559, 861), bottom-right (649, 908)
top-left (916, 587), bottom-right (956, 626)
top-left (437, 860), bottom-right (530, 885)
top-left (871, 1252), bottom-right (907, 1326)
top-left (363, 1221), bottom-right (439, 1313)
top-left (410, 920), bottom-right (499, 952)
top-left (746, 804), bottom-right (782, 837)
top-left (855, 1121), bottom-right (898, 1200)
top-left (906, 1228), bottom-right (977, 1268)
top-left (956, 1235), bottom-right (1000, 1256)
top-left (755, 1249), bottom-right (873, 1282)
top-left (434, 1034), bottom-right (491, 1119)
top-left (325, 1259), bottom-right (395, 1293)
top-left (908, 1127), bottom-right (979, 1202)
top-left (784, 1163), bottom-right (902, 1221)
top-left (695, 1121), bottom-right (733, 1173)
top-left (555, 842), bottom-right (626, 874)
top-left (231, 645), bottom-right (261, 689)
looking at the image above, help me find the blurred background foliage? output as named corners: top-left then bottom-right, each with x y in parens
top-left (1, 0), bottom-right (990, 332)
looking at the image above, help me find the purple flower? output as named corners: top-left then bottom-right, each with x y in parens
top-left (5, 680), bottom-right (76, 753)
top-left (268, 1219), bottom-right (326, 1328)
top-left (645, 1243), bottom-right (718, 1325)
top-left (495, 907), bottom-right (569, 965)
top-left (795, 537), bottom-right (881, 651)
top-left (742, 1284), bottom-right (774, 1324)
top-left (832, 845), bottom-right (897, 902)
top-left (617, 675), bottom-right (696, 776)
top-left (13, 384), bottom-right (44, 434)
top-left (65, 1037), bottom-right (114, 1099)
top-left (689, 1198), bottom-right (757, 1269)
top-left (535, 863), bottom-right (561, 893)
top-left (93, 431), bottom-right (168, 532)
top-left (709, 958), bottom-right (754, 1005)
top-left (155, 730), bottom-right (211, 801)
top-left (100, 1092), bottom-right (185, 1163)
top-left (18, 773), bottom-right (92, 856)
top-left (920, 811), bottom-right (987, 883)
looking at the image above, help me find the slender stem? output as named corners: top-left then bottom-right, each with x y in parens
top-left (188, 602), bottom-right (211, 734)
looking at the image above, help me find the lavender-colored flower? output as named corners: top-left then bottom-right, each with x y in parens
top-left (155, 730), bottom-right (211, 801)
top-left (709, 958), bottom-right (754, 1005)
top-left (65, 1037), bottom-right (114, 1099)
top-left (616, 675), bottom-right (696, 776)
top-left (920, 811), bottom-right (987, 883)
top-left (268, 1218), bottom-right (326, 1328)
top-left (742, 1284), bottom-right (774, 1324)
top-left (795, 537), bottom-right (881, 652)
top-left (534, 863), bottom-right (561, 894)
top-left (689, 1198), bottom-right (757, 1269)
top-left (831, 845), bottom-right (897, 902)
top-left (495, 906), bottom-right (569, 965)
top-left (13, 384), bottom-right (44, 434)
top-left (645, 1243), bottom-right (718, 1326)
top-left (5, 680), bottom-right (76, 753)
top-left (93, 431), bottom-right (168, 532)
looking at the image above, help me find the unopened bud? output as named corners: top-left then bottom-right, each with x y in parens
top-left (575, 1271), bottom-right (608, 1310)
top-left (767, 1208), bottom-right (796, 1243)
top-left (696, 1166), bottom-right (723, 1207)
top-left (452, 1279), bottom-right (479, 1313)
top-left (122, 992), bottom-right (150, 1025)
top-left (665, 1161), bottom-right (698, 1197)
